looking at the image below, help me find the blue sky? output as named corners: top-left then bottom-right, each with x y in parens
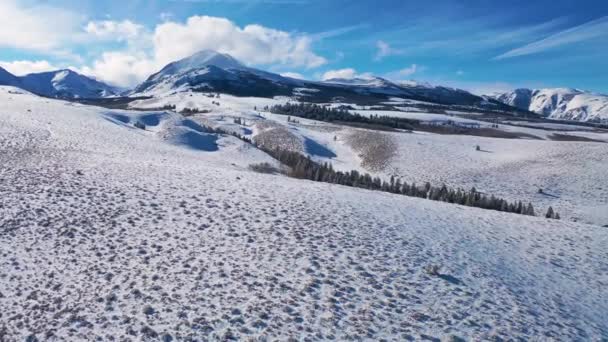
top-left (1, 0), bottom-right (607, 93)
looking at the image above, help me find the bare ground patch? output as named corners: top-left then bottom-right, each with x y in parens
top-left (345, 130), bottom-right (397, 172)
top-left (548, 133), bottom-right (606, 142)
top-left (253, 121), bottom-right (304, 153)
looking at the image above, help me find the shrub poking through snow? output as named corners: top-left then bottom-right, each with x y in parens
top-left (249, 162), bottom-right (280, 174)
top-left (425, 265), bottom-right (441, 276)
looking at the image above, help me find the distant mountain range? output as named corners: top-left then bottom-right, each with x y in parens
top-left (5, 50), bottom-right (606, 123)
top-left (488, 88), bottom-right (608, 123)
top-left (131, 50), bottom-right (524, 116)
top-left (0, 67), bottom-right (119, 99)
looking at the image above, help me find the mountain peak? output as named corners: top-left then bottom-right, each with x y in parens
top-left (158, 50), bottom-right (244, 77)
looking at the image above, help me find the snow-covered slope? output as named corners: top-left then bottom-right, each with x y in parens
top-left (0, 66), bottom-right (21, 87)
top-left (20, 69), bottom-right (119, 99)
top-left (133, 50), bottom-right (303, 97)
top-left (128, 91), bottom-right (608, 226)
top-left (397, 80), bottom-right (486, 106)
top-left (1, 86), bottom-right (607, 340)
top-left (491, 88), bottom-right (608, 123)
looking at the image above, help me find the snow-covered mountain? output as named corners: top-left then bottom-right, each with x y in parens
top-left (133, 50), bottom-right (301, 97)
top-left (490, 88), bottom-right (608, 123)
top-left (20, 69), bottom-right (119, 99)
top-left (0, 67), bottom-right (118, 99)
top-left (133, 50), bottom-right (524, 114)
top-left (397, 80), bottom-right (484, 106)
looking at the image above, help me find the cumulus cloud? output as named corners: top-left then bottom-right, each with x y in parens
top-left (0, 60), bottom-right (57, 75)
top-left (152, 16), bottom-right (326, 69)
top-left (0, 0), bottom-right (81, 52)
top-left (81, 15), bottom-right (327, 87)
top-left (85, 20), bottom-right (145, 42)
top-left (321, 68), bottom-right (372, 81)
top-left (78, 52), bottom-right (157, 88)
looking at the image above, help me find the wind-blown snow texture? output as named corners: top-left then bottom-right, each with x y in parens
top-left (1, 87), bottom-right (608, 340)
top-left (491, 88), bottom-right (608, 123)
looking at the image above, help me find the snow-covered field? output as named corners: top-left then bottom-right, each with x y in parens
top-left (1, 87), bottom-right (607, 340)
top-left (128, 91), bottom-right (608, 225)
top-left (352, 109), bottom-right (484, 124)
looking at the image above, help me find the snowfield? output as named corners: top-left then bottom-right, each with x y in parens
top-left (1, 87), bottom-right (608, 341)
top-left (128, 92), bottom-right (608, 225)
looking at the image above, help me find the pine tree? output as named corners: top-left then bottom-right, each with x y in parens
top-left (526, 203), bottom-right (535, 216)
top-left (545, 206), bottom-right (555, 219)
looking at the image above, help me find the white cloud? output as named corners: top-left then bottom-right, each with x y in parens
top-left (384, 64), bottom-right (420, 80)
top-left (0, 0), bottom-right (81, 52)
top-left (310, 24), bottom-right (367, 41)
top-left (321, 68), bottom-right (372, 81)
top-left (78, 51), bottom-right (156, 88)
top-left (85, 20), bottom-right (145, 42)
top-left (0, 60), bottom-right (57, 75)
top-left (375, 41), bottom-right (391, 60)
top-left (374, 40), bottom-right (405, 61)
top-left (159, 12), bottom-right (174, 22)
top-left (152, 16), bottom-right (326, 69)
top-left (81, 15), bottom-right (328, 87)
top-left (494, 16), bottom-right (608, 60)
top-left (456, 70), bottom-right (465, 76)
top-left (396, 64), bottom-right (418, 77)
top-left (280, 72), bottom-right (305, 79)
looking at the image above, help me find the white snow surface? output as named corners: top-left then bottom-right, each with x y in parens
top-left (129, 92), bottom-right (608, 225)
top-left (1, 86), bottom-right (608, 340)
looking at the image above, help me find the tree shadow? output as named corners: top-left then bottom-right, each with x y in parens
top-left (438, 273), bottom-right (464, 286)
top-left (540, 192), bottom-right (560, 199)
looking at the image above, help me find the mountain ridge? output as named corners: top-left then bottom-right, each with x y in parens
top-left (131, 50), bottom-right (526, 116)
top-left (0, 67), bottom-right (119, 99)
top-left (490, 88), bottom-right (608, 123)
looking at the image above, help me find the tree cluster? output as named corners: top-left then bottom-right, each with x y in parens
top-left (258, 146), bottom-right (540, 217)
top-left (195, 118), bottom-right (557, 219)
top-left (267, 103), bottom-right (418, 130)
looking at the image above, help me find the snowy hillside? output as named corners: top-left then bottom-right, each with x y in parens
top-left (491, 88), bottom-right (608, 123)
top-left (128, 90), bottom-right (608, 226)
top-left (1, 86), bottom-right (607, 340)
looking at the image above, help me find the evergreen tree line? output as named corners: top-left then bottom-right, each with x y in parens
top-left (198, 119), bottom-right (559, 219)
top-left (258, 147), bottom-right (543, 217)
top-left (267, 103), bottom-right (418, 130)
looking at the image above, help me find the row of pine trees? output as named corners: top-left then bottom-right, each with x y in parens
top-left (201, 119), bottom-right (560, 219)
top-left (263, 148), bottom-right (544, 217)
top-left (267, 103), bottom-right (418, 130)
